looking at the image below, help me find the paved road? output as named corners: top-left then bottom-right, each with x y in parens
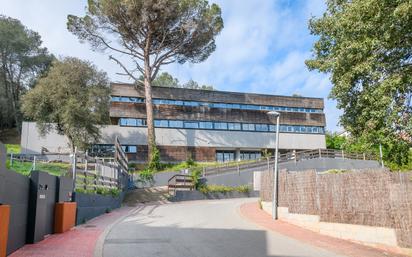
top-left (103, 198), bottom-right (345, 257)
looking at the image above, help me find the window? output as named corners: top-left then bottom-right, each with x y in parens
top-left (122, 145), bottom-right (137, 153)
top-left (169, 120), bottom-right (184, 128)
top-left (199, 121), bottom-right (213, 129)
top-left (256, 124), bottom-right (269, 132)
top-left (269, 125), bottom-right (276, 132)
top-left (240, 151), bottom-right (262, 160)
top-left (90, 144), bottom-right (114, 157)
top-left (228, 123), bottom-right (241, 130)
top-left (111, 96), bottom-right (121, 102)
top-left (155, 120), bottom-right (169, 127)
top-left (242, 123), bottom-right (255, 131)
top-left (184, 101), bottom-right (199, 107)
top-left (119, 118), bottom-right (138, 126)
top-left (184, 121), bottom-right (199, 129)
top-left (216, 151), bottom-right (235, 162)
top-left (214, 122), bottom-right (228, 130)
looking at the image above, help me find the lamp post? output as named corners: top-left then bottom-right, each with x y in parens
top-left (267, 111), bottom-right (280, 220)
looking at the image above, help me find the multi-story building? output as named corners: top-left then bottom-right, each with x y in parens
top-left (21, 83), bottom-right (326, 162)
top-left (103, 83), bottom-right (326, 162)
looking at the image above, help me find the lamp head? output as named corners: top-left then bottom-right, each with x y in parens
top-left (267, 111), bottom-right (280, 117)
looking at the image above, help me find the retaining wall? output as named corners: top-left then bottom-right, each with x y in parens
top-left (172, 190), bottom-right (259, 202)
top-left (73, 192), bottom-right (125, 225)
top-left (260, 169), bottom-right (412, 251)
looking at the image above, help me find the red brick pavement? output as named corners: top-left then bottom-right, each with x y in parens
top-left (240, 202), bottom-right (410, 257)
top-left (9, 207), bottom-right (133, 257)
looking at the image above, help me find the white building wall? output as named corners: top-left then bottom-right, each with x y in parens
top-left (21, 122), bottom-right (326, 154)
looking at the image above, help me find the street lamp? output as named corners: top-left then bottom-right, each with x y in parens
top-left (267, 111), bottom-right (280, 220)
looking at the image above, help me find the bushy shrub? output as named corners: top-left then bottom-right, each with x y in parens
top-left (199, 184), bottom-right (250, 194)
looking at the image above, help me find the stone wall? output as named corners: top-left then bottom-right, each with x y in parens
top-left (260, 169), bottom-right (412, 248)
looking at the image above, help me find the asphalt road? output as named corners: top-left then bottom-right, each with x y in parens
top-left (103, 198), bottom-right (345, 257)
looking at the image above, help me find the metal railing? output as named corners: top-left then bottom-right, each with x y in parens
top-left (197, 149), bottom-right (377, 177)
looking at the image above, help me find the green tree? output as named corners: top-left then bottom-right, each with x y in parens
top-left (325, 131), bottom-right (346, 150)
top-left (21, 57), bottom-right (110, 151)
top-left (306, 0), bottom-right (412, 166)
top-left (150, 71), bottom-right (214, 90)
top-left (0, 15), bottom-right (53, 131)
top-left (151, 72), bottom-right (180, 88)
top-left (67, 0), bottom-right (223, 161)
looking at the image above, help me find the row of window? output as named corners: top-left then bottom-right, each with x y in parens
top-left (118, 118), bottom-right (325, 134)
top-left (111, 96), bottom-right (323, 113)
top-left (215, 151), bottom-right (263, 162)
top-left (89, 144), bottom-right (137, 157)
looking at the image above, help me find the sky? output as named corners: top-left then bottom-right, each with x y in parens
top-left (2, 0), bottom-right (342, 132)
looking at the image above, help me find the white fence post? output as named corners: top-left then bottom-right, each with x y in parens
top-left (33, 156), bottom-right (36, 171)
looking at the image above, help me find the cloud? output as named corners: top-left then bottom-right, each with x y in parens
top-left (1, 0), bottom-right (341, 131)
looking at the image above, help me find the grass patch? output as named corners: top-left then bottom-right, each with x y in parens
top-left (5, 144), bottom-right (20, 154)
top-left (132, 159), bottom-right (259, 174)
top-left (199, 184), bottom-right (250, 194)
top-left (6, 159), bottom-right (70, 177)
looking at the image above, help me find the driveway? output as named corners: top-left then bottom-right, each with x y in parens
top-left (102, 198), bottom-right (345, 257)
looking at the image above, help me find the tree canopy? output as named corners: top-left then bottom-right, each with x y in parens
top-left (149, 72), bottom-right (214, 90)
top-left (67, 0), bottom-right (223, 161)
top-left (0, 15), bottom-right (53, 131)
top-left (306, 0), bottom-right (412, 165)
top-left (21, 57), bottom-right (110, 151)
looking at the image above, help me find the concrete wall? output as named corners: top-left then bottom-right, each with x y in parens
top-left (73, 192), bottom-right (125, 225)
top-left (21, 121), bottom-right (326, 154)
top-left (172, 190), bottom-right (259, 202)
top-left (261, 203), bottom-right (411, 255)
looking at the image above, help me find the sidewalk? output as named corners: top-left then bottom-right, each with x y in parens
top-left (9, 206), bottom-right (134, 257)
top-left (240, 202), bottom-right (409, 257)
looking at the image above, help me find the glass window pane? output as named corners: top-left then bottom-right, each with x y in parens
top-left (184, 121), bottom-right (199, 129)
top-left (169, 120), bottom-right (183, 128)
top-left (216, 152), bottom-right (224, 162)
top-left (256, 124), bottom-right (268, 131)
top-left (242, 123), bottom-right (255, 131)
top-left (269, 125), bottom-right (276, 132)
top-left (199, 122), bottom-right (213, 129)
top-left (155, 120), bottom-right (168, 127)
top-left (214, 122), bottom-right (228, 130)
top-left (228, 123), bottom-right (241, 130)
top-left (111, 96), bottom-right (120, 102)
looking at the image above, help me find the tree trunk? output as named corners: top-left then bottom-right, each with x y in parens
top-left (144, 72), bottom-right (156, 161)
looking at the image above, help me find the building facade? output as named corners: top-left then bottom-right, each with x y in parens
top-left (20, 83), bottom-right (326, 162)
top-left (105, 83), bottom-right (326, 162)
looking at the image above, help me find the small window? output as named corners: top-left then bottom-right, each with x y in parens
top-left (199, 121), bottom-right (213, 129)
top-left (256, 124), bottom-right (269, 132)
top-left (184, 121), bottom-right (199, 129)
top-left (111, 96), bottom-right (121, 102)
top-left (169, 120), bottom-right (184, 128)
top-left (214, 122), bottom-right (228, 130)
top-left (155, 120), bottom-right (169, 127)
top-left (228, 123), bottom-right (241, 130)
top-left (242, 124), bottom-right (255, 131)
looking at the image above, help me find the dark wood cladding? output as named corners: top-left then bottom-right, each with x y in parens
top-left (110, 102), bottom-right (326, 126)
top-left (128, 145), bottom-right (215, 162)
top-left (111, 83), bottom-right (324, 109)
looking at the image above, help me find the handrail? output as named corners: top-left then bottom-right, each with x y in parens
top-left (197, 148), bottom-right (378, 177)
